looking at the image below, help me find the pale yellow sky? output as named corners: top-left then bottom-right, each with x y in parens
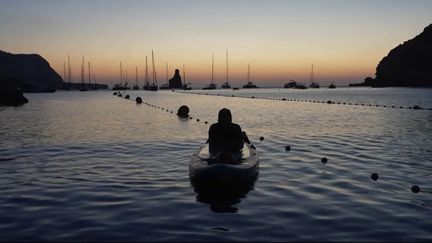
top-left (1, 0), bottom-right (431, 86)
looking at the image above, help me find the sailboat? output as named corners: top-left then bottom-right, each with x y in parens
top-left (182, 64), bottom-right (192, 90)
top-left (143, 56), bottom-right (150, 90)
top-left (160, 63), bottom-right (170, 89)
top-left (243, 63), bottom-right (258, 88)
top-left (221, 50), bottom-right (231, 89)
top-left (202, 53), bottom-right (217, 90)
top-left (149, 50), bottom-right (158, 91)
top-left (89, 62), bottom-right (99, 90)
top-left (79, 56), bottom-right (90, 91)
top-left (309, 64), bottom-right (320, 88)
top-left (133, 66), bottom-right (140, 90)
top-left (112, 62), bottom-right (130, 90)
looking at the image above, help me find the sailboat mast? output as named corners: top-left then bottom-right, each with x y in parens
top-left (183, 64), bottom-right (186, 85)
top-left (63, 61), bottom-right (66, 82)
top-left (92, 67), bottom-right (96, 84)
top-left (67, 55), bottom-right (71, 83)
top-left (81, 55), bottom-right (84, 85)
top-left (151, 50), bottom-right (157, 85)
top-left (136, 66), bottom-right (138, 86)
top-left (166, 63), bottom-right (168, 82)
top-left (145, 56), bottom-right (149, 85)
top-left (310, 63), bottom-right (314, 84)
top-left (226, 50), bottom-right (229, 84)
top-left (88, 62), bottom-right (91, 85)
top-left (211, 53), bottom-right (214, 85)
top-left (120, 62), bottom-right (123, 85)
top-left (247, 63), bottom-right (250, 83)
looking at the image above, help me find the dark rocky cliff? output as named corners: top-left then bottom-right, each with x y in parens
top-left (0, 50), bottom-right (63, 92)
top-left (374, 24), bottom-right (432, 87)
top-left (0, 73), bottom-right (29, 106)
top-left (169, 69), bottom-right (183, 89)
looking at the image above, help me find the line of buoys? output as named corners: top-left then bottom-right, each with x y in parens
top-left (118, 93), bottom-right (429, 195)
top-left (411, 185), bottom-right (420, 193)
top-left (174, 91), bottom-right (431, 111)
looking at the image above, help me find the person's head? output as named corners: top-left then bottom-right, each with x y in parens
top-left (218, 108), bottom-right (232, 124)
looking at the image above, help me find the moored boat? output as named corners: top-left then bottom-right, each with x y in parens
top-left (242, 63), bottom-right (258, 88)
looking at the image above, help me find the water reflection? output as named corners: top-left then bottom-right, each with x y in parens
top-left (190, 175), bottom-right (258, 213)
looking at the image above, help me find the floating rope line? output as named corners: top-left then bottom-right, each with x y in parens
top-left (115, 92), bottom-right (429, 195)
top-left (175, 91), bottom-right (432, 111)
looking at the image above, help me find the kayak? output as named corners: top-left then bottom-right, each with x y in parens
top-left (189, 143), bottom-right (259, 184)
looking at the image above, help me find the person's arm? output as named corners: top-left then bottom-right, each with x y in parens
top-left (233, 125), bottom-right (244, 151)
top-left (208, 124), bottom-right (219, 154)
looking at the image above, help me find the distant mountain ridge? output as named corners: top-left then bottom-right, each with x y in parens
top-left (0, 50), bottom-right (63, 92)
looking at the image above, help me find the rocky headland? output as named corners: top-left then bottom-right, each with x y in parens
top-left (169, 69), bottom-right (183, 89)
top-left (0, 50), bottom-right (63, 92)
top-left (351, 24), bottom-right (432, 87)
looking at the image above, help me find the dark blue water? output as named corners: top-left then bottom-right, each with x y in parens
top-left (1, 88), bottom-right (431, 241)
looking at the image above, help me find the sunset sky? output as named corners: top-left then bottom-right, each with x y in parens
top-left (1, 0), bottom-right (431, 87)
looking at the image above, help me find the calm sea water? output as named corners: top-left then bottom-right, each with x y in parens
top-left (1, 87), bottom-right (431, 241)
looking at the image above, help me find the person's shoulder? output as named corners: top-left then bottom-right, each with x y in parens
top-left (209, 123), bottom-right (219, 130)
top-left (232, 123), bottom-right (242, 130)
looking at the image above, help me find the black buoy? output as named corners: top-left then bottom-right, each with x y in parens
top-left (411, 185), bottom-right (420, 193)
top-left (285, 145), bottom-right (291, 151)
top-left (371, 173), bottom-right (379, 181)
top-left (196, 119), bottom-right (200, 122)
top-left (113, 92), bottom-right (117, 95)
top-left (259, 136), bottom-right (264, 141)
top-left (177, 105), bottom-right (190, 118)
top-left (321, 157), bottom-right (328, 164)
top-left (190, 117), bottom-right (193, 119)
top-left (413, 105), bottom-right (422, 110)
top-left (327, 100), bottom-right (332, 104)
top-left (125, 95), bottom-right (130, 99)
top-left (118, 93), bottom-right (122, 97)
top-left (204, 121), bottom-right (208, 124)
top-left (135, 97), bottom-right (142, 104)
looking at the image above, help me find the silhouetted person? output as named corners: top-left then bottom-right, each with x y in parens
top-left (208, 108), bottom-right (244, 157)
top-left (177, 105), bottom-right (189, 118)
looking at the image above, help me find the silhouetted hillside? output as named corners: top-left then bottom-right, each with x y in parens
top-left (374, 24), bottom-right (432, 87)
top-left (0, 50), bottom-right (63, 92)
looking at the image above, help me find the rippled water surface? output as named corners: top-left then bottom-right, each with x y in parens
top-left (1, 88), bottom-right (431, 241)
